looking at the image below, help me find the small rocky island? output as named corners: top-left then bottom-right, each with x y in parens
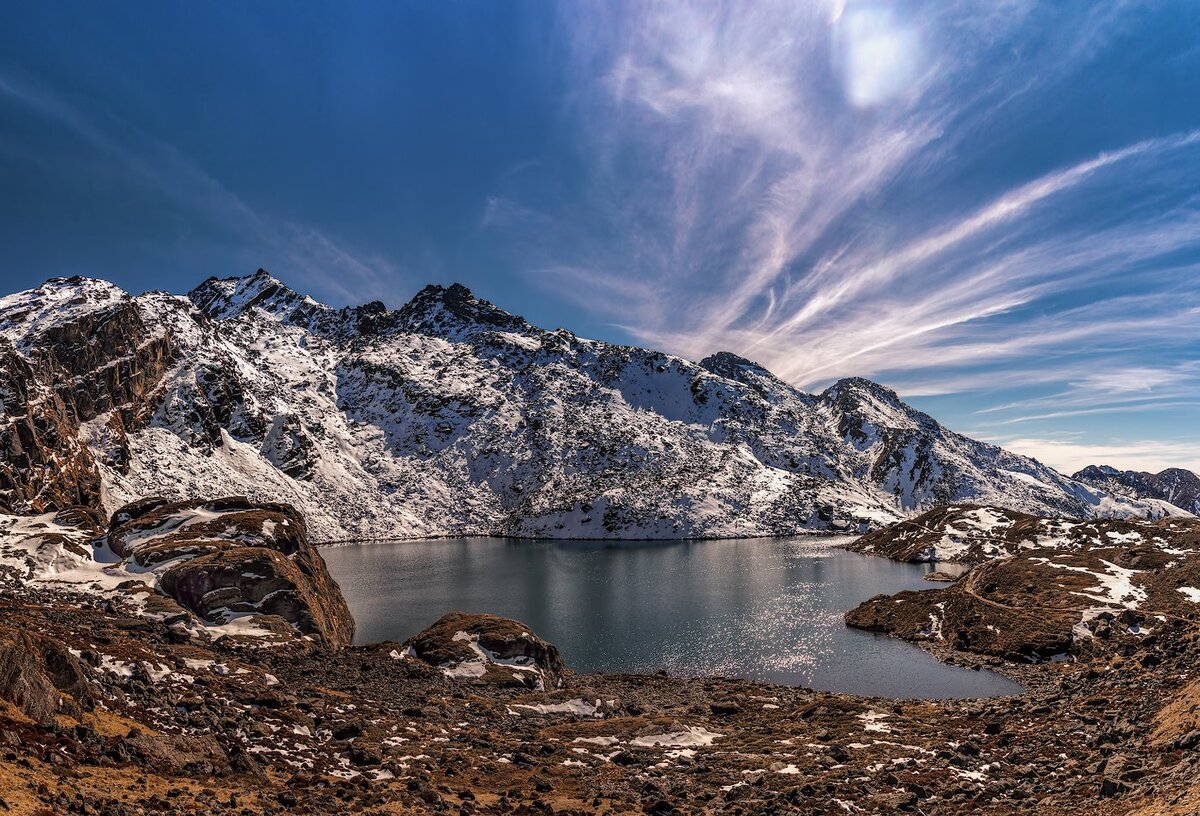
top-left (2, 498), bottom-right (1199, 815)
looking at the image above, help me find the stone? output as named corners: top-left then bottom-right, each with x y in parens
top-left (105, 497), bottom-right (354, 647)
top-left (0, 627), bottom-right (93, 723)
top-left (402, 612), bottom-right (564, 690)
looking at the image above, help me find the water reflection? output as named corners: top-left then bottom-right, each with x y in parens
top-left (321, 536), bottom-right (1021, 699)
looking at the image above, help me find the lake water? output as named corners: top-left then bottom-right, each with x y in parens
top-left (321, 536), bottom-right (1023, 699)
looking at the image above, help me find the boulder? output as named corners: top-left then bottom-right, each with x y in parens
top-left (0, 626), bottom-right (93, 723)
top-left (402, 612), bottom-right (564, 690)
top-left (108, 495), bottom-right (172, 529)
top-left (121, 730), bottom-right (229, 775)
top-left (159, 546), bottom-right (353, 646)
top-left (104, 497), bottom-right (354, 647)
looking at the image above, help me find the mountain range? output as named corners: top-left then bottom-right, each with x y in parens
top-left (0, 270), bottom-right (1187, 541)
top-left (1071, 464), bottom-right (1200, 516)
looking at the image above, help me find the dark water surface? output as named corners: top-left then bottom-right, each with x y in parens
top-left (321, 536), bottom-right (1022, 699)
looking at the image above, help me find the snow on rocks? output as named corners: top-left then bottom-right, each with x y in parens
top-left (858, 710), bottom-right (894, 733)
top-left (0, 497), bottom-right (353, 647)
top-left (847, 507), bottom-right (1200, 661)
top-left (1, 271), bottom-right (1178, 543)
top-left (629, 725), bottom-right (724, 748)
top-left (1178, 587), bottom-right (1200, 603)
top-left (401, 611), bottom-right (564, 690)
top-left (507, 699), bottom-right (602, 717)
top-left (849, 504), bottom-right (1199, 564)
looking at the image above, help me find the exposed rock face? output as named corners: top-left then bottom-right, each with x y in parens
top-left (103, 497), bottom-right (355, 647)
top-left (27, 286), bottom-right (173, 430)
top-left (0, 277), bottom-right (175, 513)
top-left (402, 612), bottom-right (564, 690)
top-left (0, 340), bottom-right (103, 512)
top-left (846, 508), bottom-right (1200, 661)
top-left (0, 626), bottom-right (93, 723)
top-left (1073, 464), bottom-right (1200, 515)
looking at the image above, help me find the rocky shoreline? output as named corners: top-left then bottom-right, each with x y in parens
top-left (1, 500), bottom-right (1199, 814)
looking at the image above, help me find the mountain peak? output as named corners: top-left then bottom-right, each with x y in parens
top-left (0, 276), bottom-right (131, 349)
top-left (1156, 467), bottom-right (1197, 480)
top-left (821, 376), bottom-right (903, 406)
top-left (1071, 463), bottom-right (1200, 515)
top-left (699, 351), bottom-right (768, 377)
top-left (698, 352), bottom-right (800, 398)
top-left (188, 268), bottom-right (314, 321)
top-left (1071, 464), bottom-right (1122, 480)
top-left (397, 283), bottom-right (529, 334)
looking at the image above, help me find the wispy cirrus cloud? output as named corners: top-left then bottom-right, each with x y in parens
top-left (483, 0), bottom-right (1200, 469)
top-left (0, 71), bottom-right (398, 304)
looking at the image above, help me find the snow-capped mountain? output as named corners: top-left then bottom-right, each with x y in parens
top-left (1072, 464), bottom-right (1200, 516)
top-left (0, 271), bottom-right (1182, 541)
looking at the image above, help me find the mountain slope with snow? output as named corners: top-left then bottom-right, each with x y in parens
top-left (1072, 465), bottom-right (1200, 516)
top-left (0, 271), bottom-right (1182, 541)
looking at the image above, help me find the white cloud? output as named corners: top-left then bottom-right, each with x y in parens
top-left (483, 0), bottom-right (1200, 457)
top-left (989, 436), bottom-right (1200, 475)
top-left (833, 4), bottom-right (924, 108)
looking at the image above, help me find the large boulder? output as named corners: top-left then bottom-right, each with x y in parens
top-left (402, 612), bottom-right (564, 690)
top-left (0, 626), bottom-right (93, 723)
top-left (104, 496), bottom-right (354, 647)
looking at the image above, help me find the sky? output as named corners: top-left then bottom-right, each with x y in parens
top-left (1, 1), bottom-right (1198, 474)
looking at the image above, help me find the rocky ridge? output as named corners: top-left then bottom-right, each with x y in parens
top-left (840, 506), bottom-right (1200, 807)
top-left (1074, 465), bottom-right (1200, 516)
top-left (0, 271), bottom-right (1182, 541)
top-left (845, 504), bottom-right (1200, 661)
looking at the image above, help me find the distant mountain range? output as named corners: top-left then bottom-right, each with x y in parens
top-left (1071, 465), bottom-right (1200, 516)
top-left (0, 271), bottom-right (1187, 541)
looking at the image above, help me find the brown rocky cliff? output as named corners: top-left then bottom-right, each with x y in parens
top-left (30, 296), bottom-right (174, 430)
top-left (0, 341), bottom-right (103, 512)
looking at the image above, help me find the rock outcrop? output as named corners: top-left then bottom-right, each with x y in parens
top-left (0, 626), bottom-right (93, 723)
top-left (0, 340), bottom-right (104, 512)
top-left (0, 277), bottom-right (174, 513)
top-left (402, 611), bottom-right (564, 690)
top-left (846, 507), bottom-right (1200, 661)
top-left (103, 497), bottom-right (355, 648)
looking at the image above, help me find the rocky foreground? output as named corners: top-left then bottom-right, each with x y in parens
top-left (2, 501), bottom-right (1200, 814)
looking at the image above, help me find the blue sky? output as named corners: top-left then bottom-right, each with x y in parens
top-left (1, 1), bottom-right (1198, 473)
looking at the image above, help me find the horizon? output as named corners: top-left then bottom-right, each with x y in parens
top-left (2, 1), bottom-right (1198, 473)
